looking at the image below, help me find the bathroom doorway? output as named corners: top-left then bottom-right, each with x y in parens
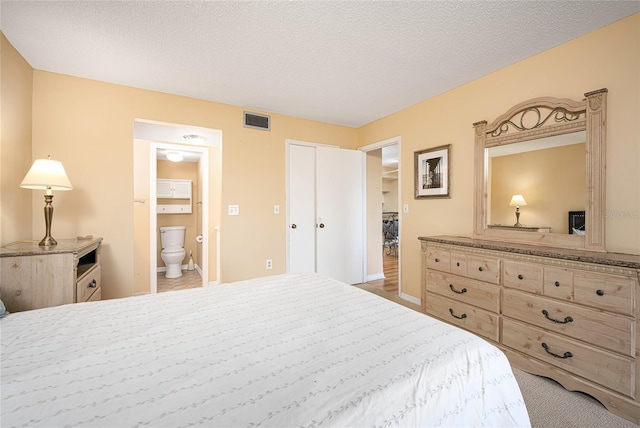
top-left (133, 120), bottom-right (222, 295)
top-left (154, 145), bottom-right (206, 293)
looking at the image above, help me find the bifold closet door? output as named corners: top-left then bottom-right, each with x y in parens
top-left (288, 144), bottom-right (316, 274)
top-left (288, 144), bottom-right (364, 284)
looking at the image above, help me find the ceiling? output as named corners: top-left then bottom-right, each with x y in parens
top-left (1, 1), bottom-right (638, 128)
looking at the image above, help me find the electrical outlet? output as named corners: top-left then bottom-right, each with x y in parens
top-left (266, 259), bottom-right (273, 269)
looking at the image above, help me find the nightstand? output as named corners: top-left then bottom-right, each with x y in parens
top-left (0, 237), bottom-right (102, 312)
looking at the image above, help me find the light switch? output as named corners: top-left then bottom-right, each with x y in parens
top-left (403, 204), bottom-right (409, 214)
top-left (228, 205), bottom-right (240, 216)
top-left (274, 205), bottom-right (280, 214)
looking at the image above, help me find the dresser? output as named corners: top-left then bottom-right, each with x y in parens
top-left (0, 238), bottom-right (102, 312)
top-left (420, 235), bottom-right (640, 424)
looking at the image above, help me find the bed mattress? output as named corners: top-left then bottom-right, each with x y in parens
top-left (1, 273), bottom-right (530, 427)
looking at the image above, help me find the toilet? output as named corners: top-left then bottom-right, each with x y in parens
top-left (160, 226), bottom-right (186, 278)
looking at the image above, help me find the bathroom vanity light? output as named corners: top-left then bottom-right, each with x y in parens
top-left (509, 194), bottom-right (527, 227)
top-left (20, 156), bottom-right (73, 246)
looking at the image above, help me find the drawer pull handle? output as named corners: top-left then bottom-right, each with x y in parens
top-left (517, 274), bottom-right (524, 280)
top-left (596, 289), bottom-right (604, 296)
top-left (449, 308), bottom-right (467, 319)
top-left (456, 262), bottom-right (460, 267)
top-left (449, 284), bottom-right (467, 294)
top-left (555, 281), bottom-right (560, 287)
top-left (478, 267), bottom-right (484, 272)
top-left (434, 258), bottom-right (440, 263)
top-left (541, 342), bottom-right (573, 359)
top-left (88, 279), bottom-right (97, 288)
top-left (542, 309), bottom-right (573, 324)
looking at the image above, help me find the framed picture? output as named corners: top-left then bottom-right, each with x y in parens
top-left (414, 144), bottom-right (451, 199)
top-left (568, 210), bottom-right (585, 235)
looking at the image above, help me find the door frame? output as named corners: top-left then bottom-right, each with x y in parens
top-left (285, 139), bottom-right (366, 282)
top-left (358, 136), bottom-right (413, 303)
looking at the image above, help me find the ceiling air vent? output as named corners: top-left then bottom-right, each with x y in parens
top-left (243, 111), bottom-right (271, 131)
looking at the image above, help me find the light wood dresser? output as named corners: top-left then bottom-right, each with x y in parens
top-left (0, 238), bottom-right (102, 312)
top-left (420, 235), bottom-right (640, 424)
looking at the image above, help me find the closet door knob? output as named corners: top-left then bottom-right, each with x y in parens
top-left (318, 223), bottom-right (325, 228)
top-left (291, 224), bottom-right (297, 229)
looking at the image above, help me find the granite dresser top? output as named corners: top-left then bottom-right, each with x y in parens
top-left (0, 238), bottom-right (102, 258)
top-left (419, 235), bottom-right (640, 270)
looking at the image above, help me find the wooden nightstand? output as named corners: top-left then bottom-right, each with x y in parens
top-left (0, 237), bottom-right (102, 312)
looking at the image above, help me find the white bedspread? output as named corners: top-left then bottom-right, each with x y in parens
top-left (1, 273), bottom-right (530, 427)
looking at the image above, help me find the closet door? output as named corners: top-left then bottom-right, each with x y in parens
top-left (288, 145), bottom-right (316, 274)
top-left (315, 146), bottom-right (364, 284)
top-left (287, 144), bottom-right (364, 284)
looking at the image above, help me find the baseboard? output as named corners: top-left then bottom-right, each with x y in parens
top-left (366, 272), bottom-right (386, 281)
top-left (399, 292), bottom-right (420, 306)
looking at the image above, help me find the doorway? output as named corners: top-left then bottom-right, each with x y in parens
top-left (359, 137), bottom-right (402, 297)
top-left (133, 120), bottom-right (221, 295)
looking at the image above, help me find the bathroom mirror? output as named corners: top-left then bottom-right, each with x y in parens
top-left (473, 89), bottom-right (607, 251)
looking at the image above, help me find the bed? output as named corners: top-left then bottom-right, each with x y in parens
top-left (1, 273), bottom-right (530, 427)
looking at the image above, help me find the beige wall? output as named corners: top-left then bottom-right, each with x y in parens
top-left (1, 34), bottom-right (33, 244)
top-left (490, 144), bottom-right (586, 233)
top-left (383, 178), bottom-right (399, 213)
top-left (359, 14), bottom-right (640, 298)
top-left (26, 70), bottom-right (357, 299)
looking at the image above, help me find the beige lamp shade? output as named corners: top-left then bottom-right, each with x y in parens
top-left (509, 194), bottom-right (527, 207)
top-left (20, 158), bottom-right (73, 192)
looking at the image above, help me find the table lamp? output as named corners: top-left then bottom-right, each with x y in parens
top-left (20, 156), bottom-right (73, 246)
top-left (509, 194), bottom-right (527, 227)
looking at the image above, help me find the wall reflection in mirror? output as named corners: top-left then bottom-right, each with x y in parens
top-left (487, 131), bottom-right (586, 234)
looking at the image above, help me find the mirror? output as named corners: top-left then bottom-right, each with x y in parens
top-left (473, 89), bottom-right (607, 251)
top-left (487, 132), bottom-right (586, 234)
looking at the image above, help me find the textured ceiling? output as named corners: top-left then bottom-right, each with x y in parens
top-left (1, 1), bottom-right (638, 128)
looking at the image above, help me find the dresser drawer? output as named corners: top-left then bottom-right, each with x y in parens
top-left (466, 255), bottom-right (500, 284)
top-left (503, 260), bottom-right (543, 294)
top-left (574, 272), bottom-right (635, 316)
top-left (425, 247), bottom-right (450, 272)
top-left (424, 293), bottom-right (499, 342)
top-left (543, 266), bottom-right (574, 301)
top-left (449, 251), bottom-right (468, 276)
top-left (502, 318), bottom-right (634, 397)
top-left (426, 270), bottom-right (500, 313)
top-left (77, 265), bottom-right (101, 302)
top-left (503, 289), bottom-right (634, 356)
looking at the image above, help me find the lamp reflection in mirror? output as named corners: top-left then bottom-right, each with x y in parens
top-left (509, 194), bottom-right (527, 227)
top-left (20, 156), bottom-right (73, 246)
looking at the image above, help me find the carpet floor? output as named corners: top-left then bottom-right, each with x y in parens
top-left (512, 368), bottom-right (637, 427)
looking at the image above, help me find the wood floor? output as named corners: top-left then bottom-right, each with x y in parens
top-left (157, 269), bottom-right (202, 293)
top-left (366, 249), bottom-right (399, 294)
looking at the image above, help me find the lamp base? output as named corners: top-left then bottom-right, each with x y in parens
top-left (39, 193), bottom-right (57, 247)
top-left (513, 208), bottom-right (522, 227)
top-left (39, 235), bottom-right (57, 247)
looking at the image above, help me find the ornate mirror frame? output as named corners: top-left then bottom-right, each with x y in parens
top-left (473, 89), bottom-right (607, 251)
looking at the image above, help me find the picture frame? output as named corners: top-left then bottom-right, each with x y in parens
top-left (414, 144), bottom-right (451, 199)
top-left (568, 210), bottom-right (585, 235)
